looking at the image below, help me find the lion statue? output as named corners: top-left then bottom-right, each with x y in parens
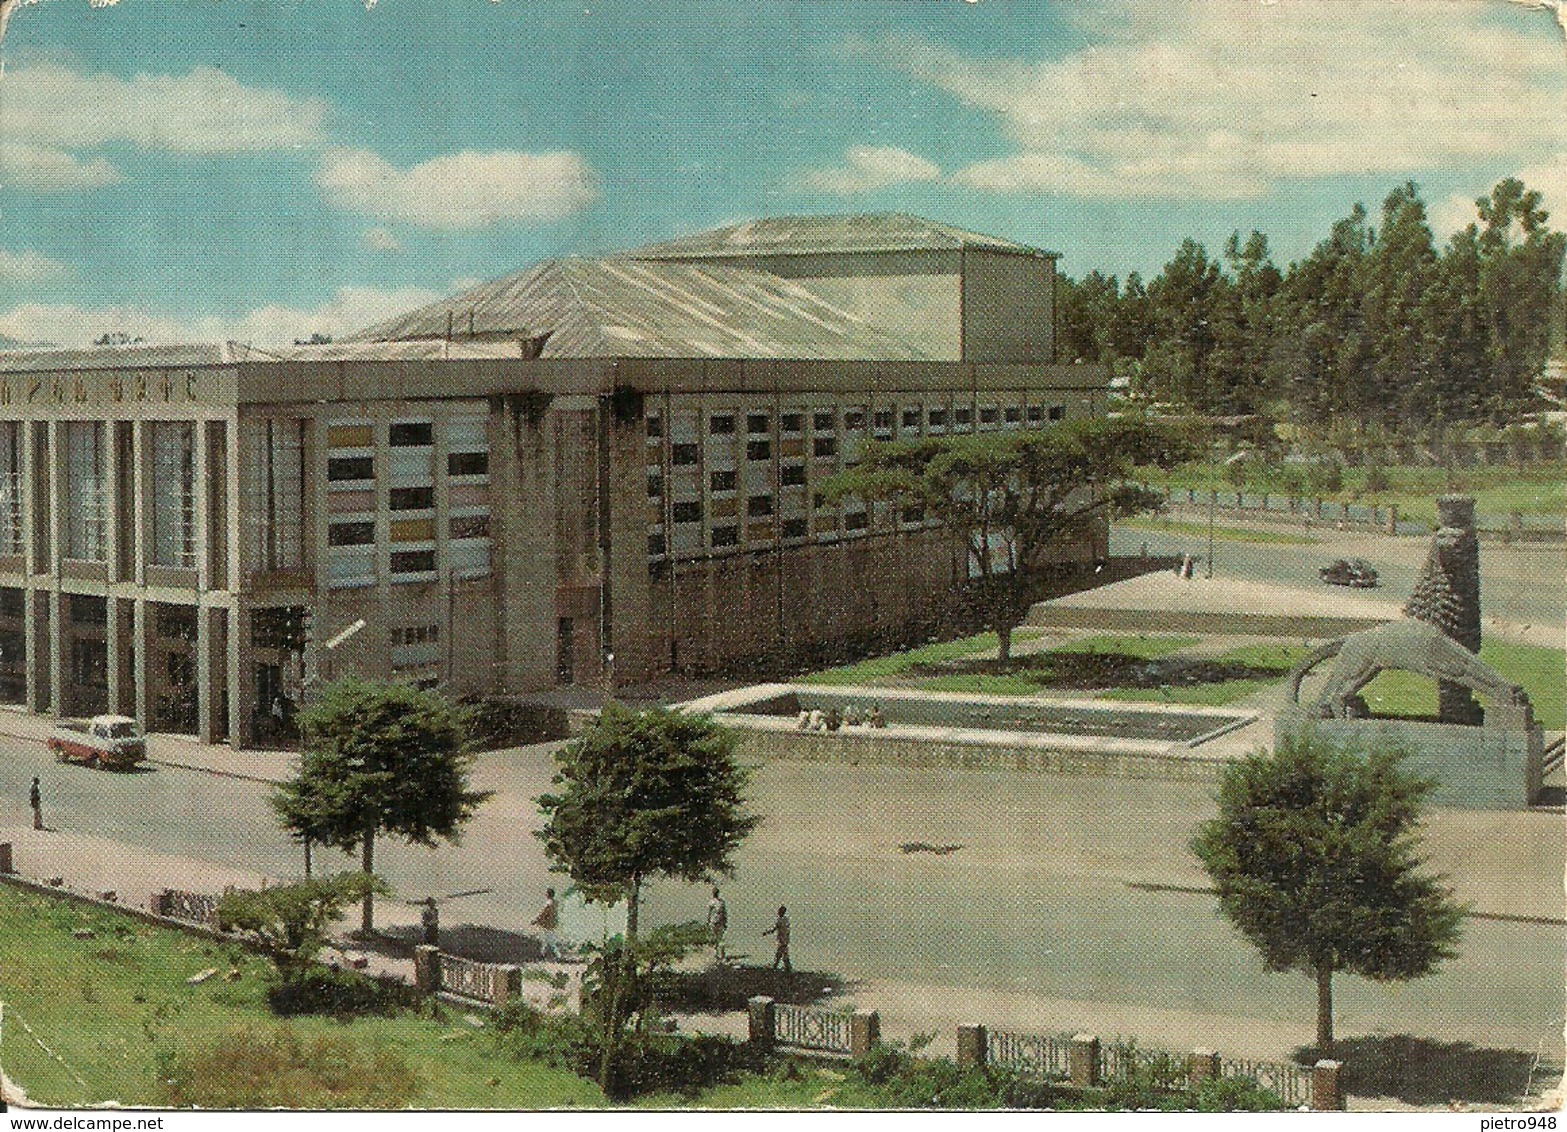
top-left (1288, 619), bottom-right (1527, 721)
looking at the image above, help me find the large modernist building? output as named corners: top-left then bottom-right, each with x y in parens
top-left (0, 214), bottom-right (1107, 747)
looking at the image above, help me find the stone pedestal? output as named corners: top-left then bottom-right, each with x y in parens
top-left (747, 996), bottom-right (775, 1050)
top-left (956, 1024), bottom-right (988, 1068)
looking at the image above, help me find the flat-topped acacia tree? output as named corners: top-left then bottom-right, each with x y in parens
top-left (824, 416), bottom-right (1190, 663)
top-left (273, 678), bottom-right (492, 936)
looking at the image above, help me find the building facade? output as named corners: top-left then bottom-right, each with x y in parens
top-left (0, 215), bottom-right (1106, 747)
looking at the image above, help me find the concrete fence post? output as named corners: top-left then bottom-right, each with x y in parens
top-left (1187, 1049), bottom-right (1220, 1089)
top-left (1387, 504), bottom-right (1398, 534)
top-left (956, 1024), bottom-right (988, 1069)
top-left (1069, 1033), bottom-right (1101, 1088)
top-left (149, 889), bottom-right (171, 917)
top-left (747, 996), bottom-right (776, 1050)
top-left (850, 1010), bottom-right (881, 1058)
top-left (497, 964), bottom-right (521, 1008)
top-left (413, 945), bottom-right (441, 995)
top-left (1311, 1059), bottom-right (1343, 1111)
top-left (0, 841), bottom-right (12, 874)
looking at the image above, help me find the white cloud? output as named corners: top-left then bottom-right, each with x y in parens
top-left (0, 284), bottom-right (444, 348)
top-left (866, 1), bottom-right (1565, 201)
top-left (0, 248), bottom-right (71, 283)
top-left (800, 145), bottom-right (941, 194)
top-left (316, 147), bottom-right (598, 229)
top-left (0, 141), bottom-right (121, 190)
top-left (362, 227), bottom-right (403, 252)
top-left (0, 62), bottom-right (327, 155)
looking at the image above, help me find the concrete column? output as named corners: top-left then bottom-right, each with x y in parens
top-left (20, 420), bottom-right (39, 575)
top-left (103, 420), bottom-right (121, 583)
top-left (47, 587), bottom-right (63, 717)
top-left (105, 596), bottom-right (125, 715)
top-left (193, 418), bottom-right (210, 589)
top-left (496, 965), bottom-right (521, 1008)
top-left (227, 415), bottom-right (245, 593)
top-left (1069, 1033), bottom-right (1101, 1088)
top-left (956, 1024), bottom-right (988, 1069)
top-left (413, 945), bottom-right (440, 994)
top-left (1311, 1059), bottom-right (1343, 1111)
top-left (747, 996), bottom-right (776, 1050)
top-left (850, 1010), bottom-right (881, 1059)
top-left (132, 599), bottom-right (152, 729)
top-left (196, 605), bottom-right (218, 744)
top-left (1187, 1049), bottom-right (1220, 1089)
top-left (227, 604), bottom-right (254, 748)
top-left (131, 421), bottom-right (148, 586)
top-left (46, 421), bottom-right (63, 574)
top-left (23, 586), bottom-right (44, 711)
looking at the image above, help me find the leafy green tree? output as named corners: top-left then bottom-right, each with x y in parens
top-left (1475, 178), bottom-right (1567, 420)
top-left (272, 678), bottom-right (491, 935)
top-left (1145, 239), bottom-right (1226, 410)
top-left (536, 703), bottom-right (759, 942)
top-left (824, 418), bottom-right (1188, 663)
top-left (218, 873), bottom-right (389, 971)
top-left (1191, 730), bottom-right (1464, 1053)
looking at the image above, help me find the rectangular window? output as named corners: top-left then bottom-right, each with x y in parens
top-left (448, 451), bottom-right (488, 477)
top-left (327, 424), bottom-right (373, 448)
top-left (781, 518), bottom-right (808, 539)
top-left (390, 549), bottom-right (436, 575)
top-left (672, 500), bottom-right (702, 524)
top-left (0, 423), bottom-right (21, 555)
top-left (780, 413), bottom-right (804, 434)
top-left (150, 421), bottom-right (196, 568)
top-left (449, 514), bottom-right (490, 540)
top-left (645, 414), bottom-right (663, 439)
top-left (647, 532), bottom-right (666, 557)
top-left (955, 407), bottom-right (973, 426)
top-left (845, 511), bottom-right (869, 531)
top-left (1028, 405), bottom-right (1044, 422)
top-left (780, 463), bottom-right (806, 487)
top-left (1005, 407), bottom-right (1021, 423)
top-left (389, 422), bottom-right (433, 447)
top-left (710, 525), bottom-right (739, 548)
top-left (812, 437), bottom-right (837, 458)
top-left (671, 443), bottom-right (698, 466)
top-left (70, 594), bottom-right (107, 626)
top-left (71, 638), bottom-right (108, 690)
top-left (813, 411), bottom-right (835, 432)
top-left (327, 548), bottom-right (375, 588)
top-left (328, 521), bottom-right (375, 546)
top-left (389, 486), bottom-right (434, 511)
top-left (647, 471), bottom-right (663, 498)
top-left (328, 456), bottom-right (374, 482)
top-left (65, 421), bottom-right (107, 561)
top-left (710, 469), bottom-right (736, 493)
top-left (980, 406), bottom-right (1000, 424)
top-left (873, 410), bottom-right (893, 434)
top-left (844, 410), bottom-right (865, 432)
top-left (1049, 405), bottom-right (1065, 421)
top-left (902, 407), bottom-right (921, 429)
top-left (746, 439), bottom-right (771, 462)
top-left (708, 414), bottom-right (736, 435)
top-left (747, 413), bottom-right (770, 434)
top-left (747, 495), bottom-right (773, 518)
top-left (450, 538), bottom-right (490, 579)
top-left (903, 505), bottom-right (925, 524)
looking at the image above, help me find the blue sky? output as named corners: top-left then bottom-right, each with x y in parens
top-left (0, 0), bottom-right (1562, 345)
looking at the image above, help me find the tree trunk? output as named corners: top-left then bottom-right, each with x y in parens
top-left (1315, 962), bottom-right (1334, 1055)
top-left (360, 827), bottom-right (376, 937)
top-left (997, 624), bottom-right (1012, 666)
top-left (626, 875), bottom-right (640, 943)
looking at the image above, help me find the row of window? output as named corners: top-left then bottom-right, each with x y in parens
top-left (648, 402), bottom-right (1066, 442)
top-left (328, 514), bottom-right (491, 547)
top-left (327, 451), bottom-right (489, 483)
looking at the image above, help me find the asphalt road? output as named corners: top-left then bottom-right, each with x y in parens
top-left (1112, 523), bottom-right (1565, 634)
top-left (3, 732), bottom-right (1561, 1063)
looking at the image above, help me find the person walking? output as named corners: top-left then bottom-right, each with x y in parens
top-left (532, 887), bottom-right (560, 960)
top-left (763, 905), bottom-right (791, 973)
top-left (706, 886), bottom-right (728, 962)
top-left (29, 776), bottom-right (41, 830)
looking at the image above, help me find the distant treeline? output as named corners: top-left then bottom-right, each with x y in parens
top-left (1056, 178), bottom-right (1566, 431)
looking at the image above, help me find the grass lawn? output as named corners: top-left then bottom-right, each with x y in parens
top-left (1049, 634), bottom-right (1200, 659)
top-left (1098, 644), bottom-right (1310, 706)
top-left (1119, 516), bottom-right (1317, 546)
top-left (0, 884), bottom-right (603, 1109)
top-left (797, 630), bottom-right (1025, 685)
top-left (1359, 641), bottom-right (1565, 730)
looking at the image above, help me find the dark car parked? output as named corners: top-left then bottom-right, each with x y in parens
top-left (1319, 558), bottom-right (1379, 588)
